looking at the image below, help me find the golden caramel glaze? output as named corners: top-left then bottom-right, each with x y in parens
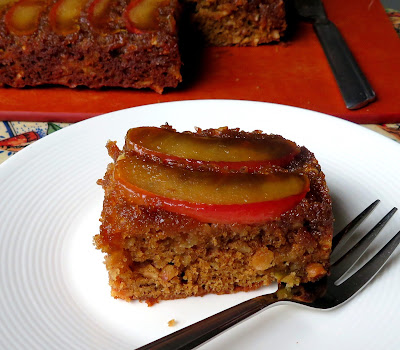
top-left (94, 127), bottom-right (333, 302)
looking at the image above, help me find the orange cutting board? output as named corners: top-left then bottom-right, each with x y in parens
top-left (0, 0), bottom-right (399, 123)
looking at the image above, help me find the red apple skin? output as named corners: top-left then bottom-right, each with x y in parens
top-left (115, 175), bottom-right (309, 225)
top-left (159, 192), bottom-right (309, 224)
top-left (49, 1), bottom-right (63, 34)
top-left (131, 146), bottom-right (298, 173)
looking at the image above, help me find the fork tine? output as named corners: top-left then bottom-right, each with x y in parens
top-left (330, 208), bottom-right (397, 281)
top-left (332, 200), bottom-right (380, 253)
top-left (335, 229), bottom-right (400, 302)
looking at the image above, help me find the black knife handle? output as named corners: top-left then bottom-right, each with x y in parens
top-left (314, 20), bottom-right (376, 110)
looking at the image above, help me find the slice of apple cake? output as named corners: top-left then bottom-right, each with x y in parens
top-left (94, 126), bottom-right (333, 304)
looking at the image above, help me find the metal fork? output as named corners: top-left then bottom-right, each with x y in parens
top-left (137, 200), bottom-right (399, 350)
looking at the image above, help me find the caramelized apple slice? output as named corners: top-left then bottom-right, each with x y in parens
top-left (88, 0), bottom-right (113, 29)
top-left (49, 0), bottom-right (89, 35)
top-left (124, 0), bottom-right (169, 33)
top-left (114, 156), bottom-right (309, 224)
top-left (5, 0), bottom-right (47, 36)
top-left (125, 127), bottom-right (301, 172)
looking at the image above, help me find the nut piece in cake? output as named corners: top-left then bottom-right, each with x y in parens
top-left (94, 126), bottom-right (333, 303)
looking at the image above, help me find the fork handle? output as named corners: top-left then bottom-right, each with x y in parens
top-left (136, 293), bottom-right (280, 350)
top-left (313, 20), bottom-right (376, 110)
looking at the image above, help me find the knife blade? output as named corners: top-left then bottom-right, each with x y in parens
top-left (294, 0), bottom-right (376, 110)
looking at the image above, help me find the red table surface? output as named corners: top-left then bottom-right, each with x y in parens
top-left (0, 0), bottom-right (399, 124)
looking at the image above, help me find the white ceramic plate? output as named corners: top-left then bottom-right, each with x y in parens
top-left (1, 100), bottom-right (400, 350)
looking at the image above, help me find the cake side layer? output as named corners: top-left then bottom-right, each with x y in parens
top-left (0, 0), bottom-right (182, 92)
top-left (94, 133), bottom-right (333, 302)
top-left (185, 0), bottom-right (287, 46)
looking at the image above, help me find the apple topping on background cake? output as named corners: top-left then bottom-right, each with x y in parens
top-left (88, 0), bottom-right (113, 29)
top-left (49, 0), bottom-right (90, 35)
top-left (124, 0), bottom-right (169, 33)
top-left (5, 0), bottom-right (47, 35)
top-left (114, 155), bottom-right (310, 224)
top-left (124, 126), bottom-right (301, 172)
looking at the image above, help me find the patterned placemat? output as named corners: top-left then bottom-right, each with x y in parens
top-left (0, 121), bottom-right (70, 164)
